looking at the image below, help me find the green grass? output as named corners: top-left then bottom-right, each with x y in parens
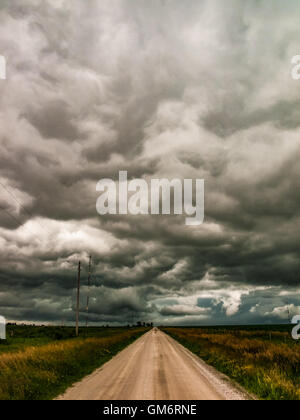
top-left (162, 326), bottom-right (300, 400)
top-left (0, 326), bottom-right (148, 400)
top-left (0, 325), bottom-right (140, 354)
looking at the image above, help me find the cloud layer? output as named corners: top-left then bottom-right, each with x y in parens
top-left (0, 0), bottom-right (300, 325)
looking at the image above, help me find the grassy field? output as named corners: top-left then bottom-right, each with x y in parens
top-left (0, 325), bottom-right (141, 354)
top-left (0, 325), bottom-right (148, 400)
top-left (162, 325), bottom-right (300, 400)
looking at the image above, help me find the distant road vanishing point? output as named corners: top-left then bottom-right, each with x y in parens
top-left (58, 329), bottom-right (250, 400)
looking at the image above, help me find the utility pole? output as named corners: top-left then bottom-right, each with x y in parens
top-left (287, 301), bottom-right (291, 324)
top-left (76, 261), bottom-right (81, 337)
top-left (86, 255), bottom-right (92, 329)
top-left (287, 307), bottom-right (291, 323)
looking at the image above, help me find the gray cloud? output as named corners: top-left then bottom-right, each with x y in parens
top-left (0, 0), bottom-right (299, 326)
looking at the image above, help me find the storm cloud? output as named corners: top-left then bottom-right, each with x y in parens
top-left (0, 0), bottom-right (300, 326)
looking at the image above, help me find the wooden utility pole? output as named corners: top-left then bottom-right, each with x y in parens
top-left (287, 302), bottom-right (291, 324)
top-left (86, 255), bottom-right (92, 329)
top-left (76, 261), bottom-right (81, 337)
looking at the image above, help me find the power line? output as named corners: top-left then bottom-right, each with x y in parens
top-left (0, 181), bottom-right (52, 236)
top-left (76, 261), bottom-right (81, 337)
top-left (0, 206), bottom-right (25, 227)
top-left (0, 206), bottom-right (49, 243)
top-left (86, 255), bottom-right (92, 328)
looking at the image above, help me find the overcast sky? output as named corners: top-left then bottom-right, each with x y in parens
top-left (0, 0), bottom-right (300, 326)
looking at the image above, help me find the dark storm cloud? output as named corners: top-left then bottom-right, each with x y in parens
top-left (0, 0), bottom-right (300, 325)
top-left (24, 100), bottom-right (81, 141)
top-left (203, 98), bottom-right (300, 138)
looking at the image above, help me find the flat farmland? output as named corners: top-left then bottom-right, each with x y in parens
top-left (0, 325), bottom-right (148, 400)
top-left (162, 325), bottom-right (300, 400)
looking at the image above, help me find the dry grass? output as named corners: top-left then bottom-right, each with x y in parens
top-left (163, 327), bottom-right (300, 400)
top-left (0, 328), bottom-right (146, 400)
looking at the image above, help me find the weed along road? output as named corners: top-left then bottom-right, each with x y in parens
top-left (58, 329), bottom-right (249, 400)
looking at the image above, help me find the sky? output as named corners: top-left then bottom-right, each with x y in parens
top-left (0, 0), bottom-right (300, 326)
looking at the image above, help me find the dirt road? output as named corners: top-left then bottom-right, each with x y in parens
top-left (58, 329), bottom-right (249, 400)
